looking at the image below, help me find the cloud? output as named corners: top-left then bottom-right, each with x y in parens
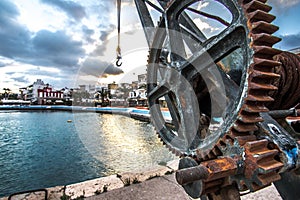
top-left (11, 76), bottom-right (29, 84)
top-left (79, 57), bottom-right (123, 78)
top-left (5, 72), bottom-right (15, 76)
top-left (269, 0), bottom-right (300, 11)
top-left (32, 30), bottom-right (85, 67)
top-left (0, 61), bottom-right (8, 67)
top-left (0, 1), bottom-right (85, 69)
top-left (82, 25), bottom-right (95, 43)
top-left (0, 1), bottom-right (32, 59)
top-left (0, 0), bottom-right (140, 89)
top-left (99, 24), bottom-right (115, 41)
top-left (278, 33), bottom-right (300, 50)
top-left (90, 24), bottom-right (115, 57)
top-left (40, 0), bottom-right (86, 21)
top-left (193, 18), bottom-right (220, 35)
top-left (0, 0), bottom-right (19, 19)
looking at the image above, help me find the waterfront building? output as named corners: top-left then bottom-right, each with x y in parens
top-left (94, 87), bottom-right (109, 107)
top-left (18, 87), bottom-right (28, 100)
top-left (131, 81), bottom-right (138, 90)
top-left (19, 79), bottom-right (64, 105)
top-left (37, 86), bottom-right (64, 105)
top-left (138, 74), bottom-right (147, 85)
top-left (127, 74), bottom-right (148, 107)
top-left (108, 82), bottom-right (118, 96)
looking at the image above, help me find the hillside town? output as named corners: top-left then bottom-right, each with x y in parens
top-left (0, 74), bottom-right (149, 107)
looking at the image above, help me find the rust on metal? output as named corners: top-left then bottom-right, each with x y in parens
top-left (268, 52), bottom-right (300, 109)
top-left (176, 157), bottom-right (237, 187)
top-left (244, 139), bottom-right (283, 183)
top-left (176, 164), bottom-right (209, 185)
top-left (202, 157), bottom-right (237, 181)
top-left (135, 0), bottom-right (300, 198)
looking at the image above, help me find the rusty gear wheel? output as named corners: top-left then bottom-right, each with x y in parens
top-left (147, 0), bottom-right (281, 158)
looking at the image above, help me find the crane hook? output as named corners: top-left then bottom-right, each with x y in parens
top-left (116, 57), bottom-right (122, 67)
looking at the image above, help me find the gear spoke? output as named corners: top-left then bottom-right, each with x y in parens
top-left (165, 20), bottom-right (187, 65)
top-left (179, 23), bottom-right (246, 73)
top-left (174, 83), bottom-right (200, 148)
top-left (148, 83), bottom-right (170, 102)
top-left (186, 7), bottom-right (230, 27)
top-left (165, 94), bottom-right (181, 131)
top-left (179, 12), bottom-right (207, 43)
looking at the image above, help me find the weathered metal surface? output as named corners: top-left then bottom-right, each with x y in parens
top-left (268, 51), bottom-right (300, 110)
top-left (177, 157), bottom-right (205, 198)
top-left (274, 172), bottom-right (300, 200)
top-left (268, 109), bottom-right (300, 119)
top-left (176, 157), bottom-right (237, 185)
top-left (259, 113), bottom-right (298, 171)
top-left (133, 0), bottom-right (300, 199)
top-left (176, 164), bottom-right (209, 185)
top-left (133, 0), bottom-right (156, 46)
top-left (145, 0), bottom-right (283, 162)
top-left (176, 157), bottom-right (238, 198)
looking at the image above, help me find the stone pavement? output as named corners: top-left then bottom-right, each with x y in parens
top-left (1, 159), bottom-right (283, 200)
top-left (87, 175), bottom-right (190, 200)
top-left (87, 174), bottom-right (282, 200)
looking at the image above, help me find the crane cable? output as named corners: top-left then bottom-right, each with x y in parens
top-left (116, 0), bottom-right (122, 67)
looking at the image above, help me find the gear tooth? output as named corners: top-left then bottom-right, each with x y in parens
top-left (244, 0), bottom-right (272, 13)
top-left (242, 103), bottom-right (269, 113)
top-left (253, 46), bottom-right (282, 57)
top-left (229, 130), bottom-right (257, 146)
top-left (244, 139), bottom-right (283, 187)
top-left (243, 0), bottom-right (267, 4)
top-left (250, 70), bottom-right (280, 79)
top-left (257, 172), bottom-right (281, 185)
top-left (175, 151), bottom-right (182, 157)
top-left (246, 94), bottom-right (274, 102)
top-left (253, 149), bottom-right (279, 162)
top-left (233, 121), bottom-right (258, 132)
top-left (212, 147), bottom-right (222, 157)
top-left (253, 58), bottom-right (281, 67)
top-left (207, 152), bottom-right (214, 159)
top-left (170, 147), bottom-right (176, 154)
top-left (249, 182), bottom-right (265, 191)
top-left (244, 139), bottom-right (268, 151)
top-left (251, 33), bottom-right (281, 46)
top-left (255, 0), bottom-right (268, 3)
top-left (251, 21), bottom-right (279, 34)
top-left (249, 82), bottom-right (278, 90)
top-left (238, 112), bottom-right (263, 123)
top-left (247, 10), bottom-right (276, 23)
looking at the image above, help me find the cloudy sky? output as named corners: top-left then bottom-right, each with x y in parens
top-left (0, 0), bottom-right (300, 92)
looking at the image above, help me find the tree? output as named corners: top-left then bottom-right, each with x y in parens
top-left (72, 90), bottom-right (91, 105)
top-left (3, 88), bottom-right (11, 100)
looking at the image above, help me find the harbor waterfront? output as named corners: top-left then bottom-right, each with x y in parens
top-left (0, 107), bottom-right (175, 197)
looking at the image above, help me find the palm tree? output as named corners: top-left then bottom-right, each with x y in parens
top-left (3, 88), bottom-right (11, 100)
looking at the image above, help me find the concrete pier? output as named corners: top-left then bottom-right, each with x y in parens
top-left (0, 159), bottom-right (282, 200)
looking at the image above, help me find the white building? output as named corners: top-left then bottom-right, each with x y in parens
top-left (23, 79), bottom-right (50, 102)
top-left (19, 79), bottom-right (63, 104)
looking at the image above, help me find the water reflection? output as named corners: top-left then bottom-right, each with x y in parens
top-left (74, 113), bottom-right (175, 173)
top-left (0, 111), bottom-right (106, 197)
top-left (0, 111), bottom-right (174, 197)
